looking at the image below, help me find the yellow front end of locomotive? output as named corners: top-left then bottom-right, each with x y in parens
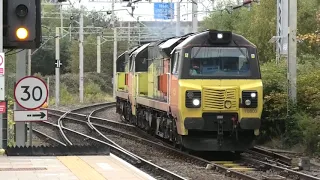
top-left (177, 79), bottom-right (263, 136)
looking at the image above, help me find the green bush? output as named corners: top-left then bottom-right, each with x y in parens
top-left (260, 55), bottom-right (320, 154)
top-left (294, 112), bottom-right (320, 153)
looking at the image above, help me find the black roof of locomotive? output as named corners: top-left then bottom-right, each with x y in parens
top-left (148, 38), bottom-right (170, 47)
top-left (117, 45), bottom-right (140, 61)
top-left (131, 43), bottom-right (150, 57)
top-left (174, 30), bottom-right (256, 50)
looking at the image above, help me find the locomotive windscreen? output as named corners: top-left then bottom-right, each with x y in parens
top-left (189, 47), bottom-right (251, 77)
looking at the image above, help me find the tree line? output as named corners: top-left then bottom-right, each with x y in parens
top-left (5, 2), bottom-right (128, 76)
top-left (202, 0), bottom-right (320, 63)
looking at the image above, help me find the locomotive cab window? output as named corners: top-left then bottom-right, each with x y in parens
top-left (189, 47), bottom-right (251, 77)
top-left (172, 51), bottom-right (180, 74)
top-left (129, 55), bottom-right (135, 72)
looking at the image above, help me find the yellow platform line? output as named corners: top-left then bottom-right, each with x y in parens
top-left (58, 156), bottom-right (106, 180)
top-left (222, 163), bottom-right (242, 167)
top-left (228, 167), bottom-right (256, 172)
top-left (212, 161), bottom-right (234, 164)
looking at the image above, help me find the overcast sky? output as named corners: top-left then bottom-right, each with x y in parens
top-left (60, 0), bottom-right (228, 21)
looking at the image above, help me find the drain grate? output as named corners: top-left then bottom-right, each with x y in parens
top-left (0, 167), bottom-right (47, 171)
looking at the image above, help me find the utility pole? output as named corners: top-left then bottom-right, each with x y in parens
top-left (176, 1), bottom-right (181, 36)
top-left (0, 0), bottom-right (4, 149)
top-left (15, 50), bottom-right (27, 147)
top-left (128, 22), bottom-right (131, 49)
top-left (60, 4), bottom-right (64, 36)
top-left (288, 0), bottom-right (297, 104)
top-left (113, 28), bottom-right (117, 99)
top-left (97, 35), bottom-right (101, 73)
top-left (27, 49), bottom-right (32, 147)
top-left (170, 0), bottom-right (173, 24)
top-left (55, 27), bottom-right (60, 107)
top-left (111, 0), bottom-right (115, 27)
top-left (28, 50), bottom-right (32, 76)
top-left (192, 0), bottom-right (198, 33)
top-left (111, 0), bottom-right (116, 99)
top-left (79, 10), bottom-right (84, 103)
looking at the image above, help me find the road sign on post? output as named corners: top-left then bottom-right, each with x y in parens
top-left (154, 3), bottom-right (174, 20)
top-left (14, 76), bottom-right (48, 110)
top-left (14, 110), bottom-right (47, 122)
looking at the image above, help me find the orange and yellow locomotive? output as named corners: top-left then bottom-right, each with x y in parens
top-left (115, 30), bottom-right (263, 152)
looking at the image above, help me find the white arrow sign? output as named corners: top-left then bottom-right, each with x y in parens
top-left (14, 110), bottom-right (48, 122)
top-left (14, 76), bottom-right (48, 110)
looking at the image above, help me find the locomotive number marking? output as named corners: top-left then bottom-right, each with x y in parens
top-left (217, 115), bottom-right (223, 119)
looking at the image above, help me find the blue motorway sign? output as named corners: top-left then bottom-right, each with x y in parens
top-left (154, 3), bottom-right (174, 20)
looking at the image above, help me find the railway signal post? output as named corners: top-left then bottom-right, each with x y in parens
top-left (14, 76), bottom-right (49, 146)
top-left (15, 50), bottom-right (27, 146)
top-left (0, 0), bottom-right (4, 147)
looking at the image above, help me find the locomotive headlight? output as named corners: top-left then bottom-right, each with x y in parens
top-left (242, 91), bottom-right (258, 108)
top-left (192, 99), bottom-right (200, 106)
top-left (245, 99), bottom-right (251, 106)
top-left (187, 91), bottom-right (194, 99)
top-left (217, 33), bottom-right (223, 39)
top-left (186, 90), bottom-right (201, 108)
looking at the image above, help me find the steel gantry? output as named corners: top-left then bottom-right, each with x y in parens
top-left (276, 0), bottom-right (288, 64)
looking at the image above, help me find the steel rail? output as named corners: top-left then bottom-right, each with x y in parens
top-left (57, 111), bottom-right (73, 145)
top-left (242, 157), bottom-right (320, 180)
top-left (247, 146), bottom-right (292, 166)
top-left (49, 108), bottom-right (259, 180)
top-left (41, 119), bottom-right (187, 180)
top-left (47, 105), bottom-right (319, 180)
top-left (86, 105), bottom-right (139, 158)
top-left (32, 129), bottom-right (67, 146)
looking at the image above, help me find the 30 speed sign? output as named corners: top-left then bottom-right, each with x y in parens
top-left (14, 76), bottom-right (48, 110)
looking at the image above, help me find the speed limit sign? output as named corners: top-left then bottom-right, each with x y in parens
top-left (14, 76), bottom-right (48, 110)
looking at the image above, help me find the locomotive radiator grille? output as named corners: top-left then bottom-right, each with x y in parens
top-left (203, 88), bottom-right (238, 111)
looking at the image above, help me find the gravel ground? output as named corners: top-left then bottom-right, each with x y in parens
top-left (253, 146), bottom-right (320, 178)
top-left (27, 131), bottom-right (53, 147)
top-left (75, 104), bottom-right (279, 179)
top-left (51, 104), bottom-right (88, 111)
top-left (103, 132), bottom-right (236, 180)
top-left (32, 122), bottom-right (65, 146)
top-left (93, 107), bottom-right (122, 122)
top-left (62, 120), bottom-right (92, 145)
top-left (42, 104), bottom-right (320, 179)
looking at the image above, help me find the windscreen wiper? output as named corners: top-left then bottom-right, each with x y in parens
top-left (232, 40), bottom-right (250, 62)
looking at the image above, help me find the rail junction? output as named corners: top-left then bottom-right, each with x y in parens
top-left (2, 102), bottom-right (318, 180)
top-left (1, 0), bottom-right (319, 180)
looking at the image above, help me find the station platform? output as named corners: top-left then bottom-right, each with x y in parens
top-left (0, 154), bottom-right (155, 180)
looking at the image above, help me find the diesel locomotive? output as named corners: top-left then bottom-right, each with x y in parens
top-left (115, 29), bottom-right (263, 152)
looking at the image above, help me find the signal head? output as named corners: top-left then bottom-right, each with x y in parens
top-left (16, 27), bottom-right (29, 40)
top-left (15, 4), bottom-right (28, 18)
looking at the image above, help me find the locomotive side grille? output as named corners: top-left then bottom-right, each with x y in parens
top-left (203, 88), bottom-right (238, 110)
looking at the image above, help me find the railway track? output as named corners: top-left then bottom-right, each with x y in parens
top-left (247, 146), bottom-right (292, 166)
top-left (34, 103), bottom-right (320, 180)
top-left (43, 106), bottom-right (274, 179)
top-left (35, 103), bottom-right (187, 180)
